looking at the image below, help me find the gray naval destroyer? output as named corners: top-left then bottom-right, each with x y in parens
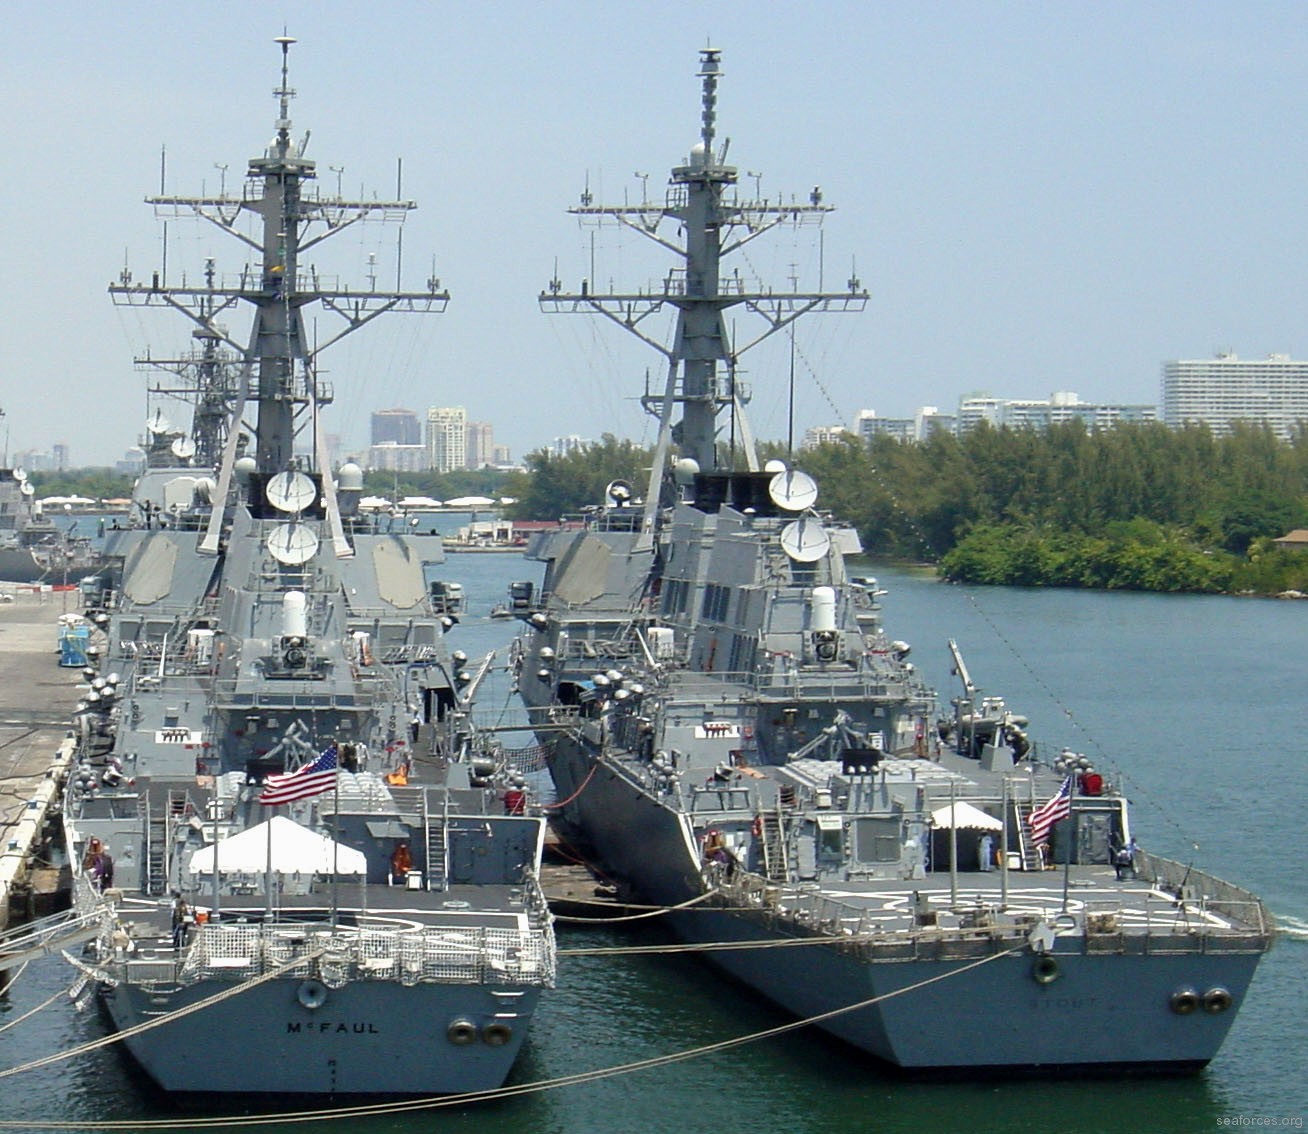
top-left (515, 48), bottom-right (1273, 1073)
top-left (0, 421), bottom-right (99, 585)
top-left (61, 38), bottom-right (555, 1095)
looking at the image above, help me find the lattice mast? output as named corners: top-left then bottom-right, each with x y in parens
top-left (109, 35), bottom-right (449, 482)
top-left (541, 47), bottom-right (868, 489)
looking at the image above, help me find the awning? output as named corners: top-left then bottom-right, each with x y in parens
top-left (186, 816), bottom-right (367, 875)
top-left (930, 801), bottom-right (1002, 831)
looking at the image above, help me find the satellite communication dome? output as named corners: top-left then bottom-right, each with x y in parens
top-left (673, 458), bottom-right (700, 486)
top-left (337, 462), bottom-right (364, 491)
top-left (763, 459), bottom-right (787, 474)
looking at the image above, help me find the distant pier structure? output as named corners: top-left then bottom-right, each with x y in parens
top-left (0, 589), bottom-right (82, 934)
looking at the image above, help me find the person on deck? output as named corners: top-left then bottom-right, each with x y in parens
top-left (390, 842), bottom-right (413, 883)
top-left (171, 893), bottom-right (190, 950)
top-left (1114, 837), bottom-right (1136, 880)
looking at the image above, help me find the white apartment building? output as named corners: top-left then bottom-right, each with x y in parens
top-left (427, 406), bottom-right (468, 473)
top-left (855, 408), bottom-right (956, 444)
top-left (1162, 353), bottom-right (1308, 439)
top-left (956, 391), bottom-right (1155, 434)
top-left (801, 424), bottom-right (852, 450)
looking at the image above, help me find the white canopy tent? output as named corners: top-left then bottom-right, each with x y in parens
top-left (187, 815), bottom-right (367, 876)
top-left (930, 801), bottom-right (1003, 831)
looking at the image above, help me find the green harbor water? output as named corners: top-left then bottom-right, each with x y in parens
top-left (2, 547), bottom-right (1302, 1133)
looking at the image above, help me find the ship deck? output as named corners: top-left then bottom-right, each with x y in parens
top-left (745, 866), bottom-right (1251, 935)
top-left (102, 881), bottom-right (538, 967)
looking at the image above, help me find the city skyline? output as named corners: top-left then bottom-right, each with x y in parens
top-left (4, 5), bottom-right (1307, 468)
top-left (17, 351), bottom-right (1308, 473)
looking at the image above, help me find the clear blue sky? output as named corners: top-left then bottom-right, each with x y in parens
top-left (3, 1), bottom-right (1306, 467)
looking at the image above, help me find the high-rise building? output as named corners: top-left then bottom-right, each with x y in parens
top-left (427, 406), bottom-right (468, 473)
top-left (371, 408), bottom-right (422, 446)
top-left (465, 421), bottom-right (494, 469)
top-left (855, 408), bottom-right (955, 444)
top-left (801, 424), bottom-right (852, 450)
top-left (1162, 353), bottom-right (1308, 439)
top-left (368, 442), bottom-right (428, 472)
top-left (956, 391), bottom-right (1155, 434)
top-left (551, 435), bottom-right (589, 457)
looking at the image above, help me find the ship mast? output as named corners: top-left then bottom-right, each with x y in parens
top-left (109, 35), bottom-right (449, 550)
top-left (541, 48), bottom-right (867, 515)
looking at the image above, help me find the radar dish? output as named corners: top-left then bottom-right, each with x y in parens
top-left (13, 468), bottom-right (26, 482)
top-left (171, 436), bottom-right (197, 461)
top-left (605, 479), bottom-right (633, 506)
top-left (779, 517), bottom-right (830, 563)
top-left (768, 469), bottom-right (818, 511)
top-left (146, 410), bottom-right (172, 436)
top-left (265, 471), bottom-right (317, 513)
top-left (266, 522), bottom-right (319, 565)
top-left (20, 481), bottom-right (35, 496)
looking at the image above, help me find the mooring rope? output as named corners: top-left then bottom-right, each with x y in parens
top-left (0, 943), bottom-right (1025, 1129)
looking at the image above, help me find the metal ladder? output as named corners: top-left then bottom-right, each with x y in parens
top-left (759, 806), bottom-right (789, 882)
top-left (1013, 802), bottom-right (1043, 871)
top-left (142, 798), bottom-right (168, 896)
top-left (423, 790), bottom-right (448, 892)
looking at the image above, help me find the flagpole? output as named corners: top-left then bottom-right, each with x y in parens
top-left (210, 781), bottom-right (221, 923)
top-left (331, 743), bottom-right (340, 929)
top-left (948, 779), bottom-right (958, 909)
top-left (1000, 775), bottom-right (1009, 910)
top-left (1061, 781), bottom-right (1075, 912)
top-left (265, 800), bottom-right (274, 914)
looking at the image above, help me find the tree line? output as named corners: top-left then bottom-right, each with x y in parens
top-left (497, 421), bottom-right (1308, 595)
top-left (42, 420), bottom-right (1308, 594)
top-left (796, 421), bottom-right (1308, 594)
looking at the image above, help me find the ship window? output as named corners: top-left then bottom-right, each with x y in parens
top-left (817, 820), bottom-right (843, 858)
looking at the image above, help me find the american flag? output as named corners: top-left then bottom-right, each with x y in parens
top-left (259, 745), bottom-right (338, 806)
top-left (1028, 776), bottom-right (1072, 846)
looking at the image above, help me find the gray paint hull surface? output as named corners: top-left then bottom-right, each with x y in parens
top-left (103, 979), bottom-right (539, 1094)
top-left (549, 738), bottom-right (1256, 1071)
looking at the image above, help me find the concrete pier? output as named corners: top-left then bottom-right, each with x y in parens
top-left (0, 588), bottom-right (83, 931)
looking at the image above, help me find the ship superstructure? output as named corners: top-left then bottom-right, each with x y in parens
top-left (62, 38), bottom-right (554, 1096)
top-left (516, 48), bottom-right (1272, 1073)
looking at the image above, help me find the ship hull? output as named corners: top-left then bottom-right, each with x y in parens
top-left (0, 547), bottom-right (99, 585)
top-left (548, 735), bottom-right (1259, 1072)
top-left (101, 978), bottom-right (540, 1094)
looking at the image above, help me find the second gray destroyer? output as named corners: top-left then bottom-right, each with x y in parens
top-left (515, 48), bottom-right (1273, 1073)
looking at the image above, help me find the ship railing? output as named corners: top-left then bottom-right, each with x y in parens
top-left (559, 636), bottom-right (643, 661)
top-left (658, 668), bottom-right (911, 702)
top-left (688, 784), bottom-right (756, 812)
top-left (1132, 849), bottom-right (1274, 939)
top-left (343, 604), bottom-right (439, 621)
top-left (170, 920), bottom-right (556, 988)
top-left (207, 679), bottom-right (382, 710)
top-left (714, 868), bottom-right (1273, 958)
